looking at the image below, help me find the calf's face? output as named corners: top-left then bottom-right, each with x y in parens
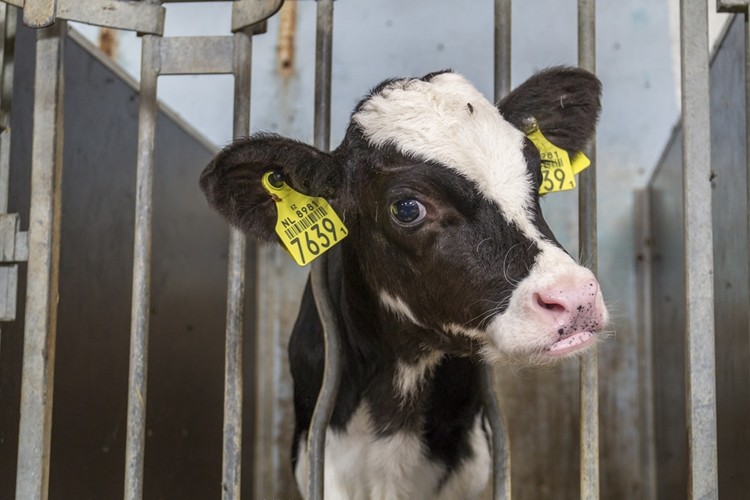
top-left (201, 67), bottom-right (609, 364)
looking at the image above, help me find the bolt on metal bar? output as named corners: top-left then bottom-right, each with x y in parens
top-left (577, 1), bottom-right (599, 498)
top-left (15, 19), bottom-right (66, 500)
top-left (124, 33), bottom-right (160, 500)
top-left (221, 28), bottom-right (253, 500)
top-left (490, 1), bottom-right (513, 499)
top-left (679, 1), bottom-right (719, 498)
top-left (307, 1), bottom-right (340, 499)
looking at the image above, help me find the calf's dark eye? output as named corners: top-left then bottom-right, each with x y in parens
top-left (390, 199), bottom-right (427, 226)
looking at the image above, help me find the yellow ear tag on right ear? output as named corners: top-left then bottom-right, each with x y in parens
top-left (525, 124), bottom-right (578, 195)
top-left (261, 171), bottom-right (348, 266)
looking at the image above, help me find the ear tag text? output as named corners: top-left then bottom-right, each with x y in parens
top-left (261, 171), bottom-right (348, 266)
top-left (525, 123), bottom-right (590, 195)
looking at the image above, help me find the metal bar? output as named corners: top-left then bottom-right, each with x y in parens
top-left (312, 0), bottom-right (333, 151)
top-left (159, 36), bottom-right (234, 76)
top-left (717, 0), bottom-right (749, 13)
top-left (634, 189), bottom-right (657, 500)
top-left (308, 257), bottom-right (341, 500)
top-left (221, 28), bottom-right (252, 500)
top-left (489, 2), bottom-right (513, 499)
top-left (481, 366), bottom-right (511, 500)
top-left (679, 1), bottom-right (719, 498)
top-left (55, 0), bottom-right (165, 35)
top-left (745, 9), bottom-right (750, 424)
top-left (15, 19), bottom-right (66, 500)
top-left (577, 1), bottom-right (599, 498)
top-left (124, 33), bottom-right (160, 500)
top-left (22, 0), bottom-right (57, 28)
top-left (231, 0), bottom-right (283, 33)
top-left (494, 0), bottom-right (511, 103)
top-left (307, 1), bottom-right (339, 499)
top-left (0, 3), bottom-right (16, 213)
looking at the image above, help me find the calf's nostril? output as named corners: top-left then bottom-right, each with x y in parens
top-left (534, 293), bottom-right (567, 314)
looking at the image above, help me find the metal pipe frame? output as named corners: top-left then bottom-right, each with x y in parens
top-left (124, 32), bottom-right (160, 500)
top-left (221, 27), bottom-right (253, 500)
top-left (634, 189), bottom-right (657, 500)
top-left (489, 1), bottom-right (513, 499)
top-left (679, 1), bottom-right (719, 498)
top-left (14, 19), bottom-right (66, 500)
top-left (307, 2), bottom-right (340, 499)
top-left (577, 1), bottom-right (599, 498)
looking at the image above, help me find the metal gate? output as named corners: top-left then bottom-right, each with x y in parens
top-left (0, 0), bottom-right (742, 499)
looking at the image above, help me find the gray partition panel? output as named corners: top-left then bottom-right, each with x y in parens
top-left (648, 14), bottom-right (749, 499)
top-left (0, 22), bottom-right (255, 500)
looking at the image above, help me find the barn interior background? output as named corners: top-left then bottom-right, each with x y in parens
top-left (0, 0), bottom-right (747, 499)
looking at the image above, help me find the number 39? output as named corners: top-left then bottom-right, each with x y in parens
top-left (542, 168), bottom-right (567, 191)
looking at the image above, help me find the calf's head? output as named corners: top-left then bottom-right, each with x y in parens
top-left (201, 67), bottom-right (609, 364)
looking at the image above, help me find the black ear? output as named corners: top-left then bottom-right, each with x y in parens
top-left (199, 133), bottom-right (342, 241)
top-left (498, 66), bottom-right (602, 152)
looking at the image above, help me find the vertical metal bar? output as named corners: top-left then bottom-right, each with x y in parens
top-left (577, 1), bottom-right (599, 498)
top-left (679, 1), bottom-right (719, 498)
top-left (0, 4), bottom-right (16, 214)
top-left (124, 33), bottom-right (160, 500)
top-left (490, 2), bottom-right (513, 499)
top-left (307, 1), bottom-right (340, 499)
top-left (312, 0), bottom-right (332, 151)
top-left (634, 190), bottom-right (657, 500)
top-left (745, 11), bottom-right (750, 408)
top-left (494, 0), bottom-right (511, 102)
top-left (15, 19), bottom-right (66, 500)
top-left (221, 28), bottom-right (252, 500)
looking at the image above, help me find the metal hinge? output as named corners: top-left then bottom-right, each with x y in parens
top-left (0, 212), bottom-right (28, 321)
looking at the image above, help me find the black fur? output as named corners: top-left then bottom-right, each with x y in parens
top-left (498, 66), bottom-right (602, 154)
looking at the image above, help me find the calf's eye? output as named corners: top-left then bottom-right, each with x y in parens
top-left (390, 199), bottom-right (426, 226)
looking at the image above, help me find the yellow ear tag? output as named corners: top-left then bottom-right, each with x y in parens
top-left (261, 171), bottom-right (348, 266)
top-left (525, 124), bottom-right (590, 195)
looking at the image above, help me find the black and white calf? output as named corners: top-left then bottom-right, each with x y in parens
top-left (201, 67), bottom-right (609, 499)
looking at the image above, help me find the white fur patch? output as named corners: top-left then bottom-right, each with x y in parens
top-left (379, 289), bottom-right (424, 326)
top-left (294, 403), bottom-right (490, 499)
top-left (395, 350), bottom-right (444, 399)
top-left (353, 72), bottom-right (540, 242)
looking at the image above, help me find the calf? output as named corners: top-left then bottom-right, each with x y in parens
top-left (200, 67), bottom-right (608, 499)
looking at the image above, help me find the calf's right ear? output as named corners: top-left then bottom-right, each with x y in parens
top-left (199, 133), bottom-right (342, 241)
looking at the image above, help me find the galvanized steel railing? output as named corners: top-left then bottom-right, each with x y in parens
top-left (0, 0), bottom-right (731, 499)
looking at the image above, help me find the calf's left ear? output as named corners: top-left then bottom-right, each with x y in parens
top-left (498, 66), bottom-right (602, 152)
top-left (200, 133), bottom-right (342, 241)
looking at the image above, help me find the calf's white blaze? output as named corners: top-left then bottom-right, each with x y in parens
top-left (353, 72), bottom-right (539, 242)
